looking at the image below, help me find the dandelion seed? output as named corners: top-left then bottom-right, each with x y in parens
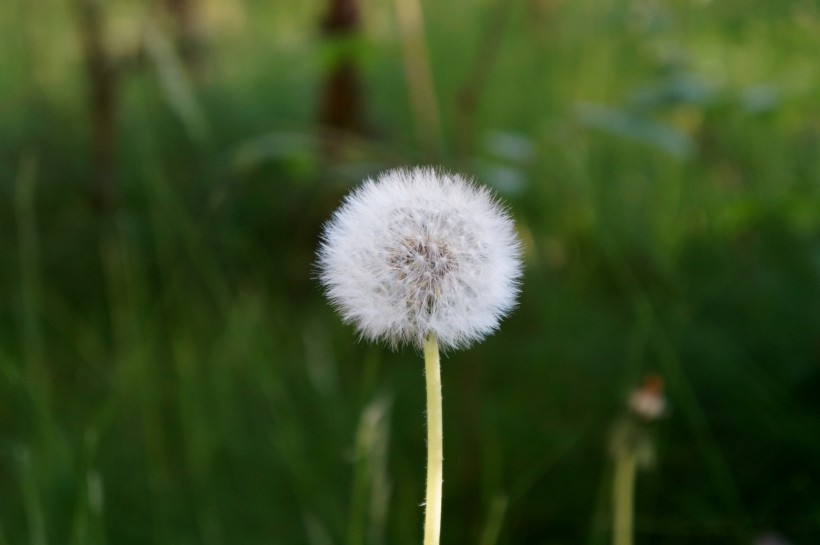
top-left (316, 166), bottom-right (523, 351)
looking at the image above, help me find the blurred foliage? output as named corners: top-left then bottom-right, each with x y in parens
top-left (2, 0), bottom-right (820, 544)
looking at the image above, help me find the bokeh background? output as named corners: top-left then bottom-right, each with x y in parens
top-left (2, 0), bottom-right (820, 544)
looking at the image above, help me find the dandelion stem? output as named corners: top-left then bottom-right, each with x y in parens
top-left (423, 333), bottom-right (443, 545)
top-left (612, 452), bottom-right (637, 545)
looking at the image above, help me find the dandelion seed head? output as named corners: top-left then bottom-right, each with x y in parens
top-left (316, 166), bottom-right (523, 351)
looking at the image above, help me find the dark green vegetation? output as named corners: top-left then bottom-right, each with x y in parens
top-left (2, 0), bottom-right (820, 544)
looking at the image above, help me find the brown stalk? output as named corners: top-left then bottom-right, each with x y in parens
top-left (74, 0), bottom-right (119, 211)
top-left (319, 0), bottom-right (368, 156)
top-left (165, 0), bottom-right (207, 80)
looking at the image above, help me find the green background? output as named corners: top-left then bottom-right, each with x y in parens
top-left (1, 0), bottom-right (819, 543)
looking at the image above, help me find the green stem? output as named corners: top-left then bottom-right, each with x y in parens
top-left (423, 334), bottom-right (443, 545)
top-left (612, 453), bottom-right (637, 545)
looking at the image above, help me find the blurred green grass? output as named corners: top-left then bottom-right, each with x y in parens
top-left (2, 0), bottom-right (820, 544)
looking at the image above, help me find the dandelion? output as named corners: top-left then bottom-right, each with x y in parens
top-left (610, 375), bottom-right (667, 545)
top-left (316, 166), bottom-right (523, 545)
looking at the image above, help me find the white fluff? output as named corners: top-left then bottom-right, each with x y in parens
top-left (316, 167), bottom-right (523, 351)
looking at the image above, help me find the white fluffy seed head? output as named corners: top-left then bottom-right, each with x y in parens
top-left (316, 166), bottom-right (523, 351)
